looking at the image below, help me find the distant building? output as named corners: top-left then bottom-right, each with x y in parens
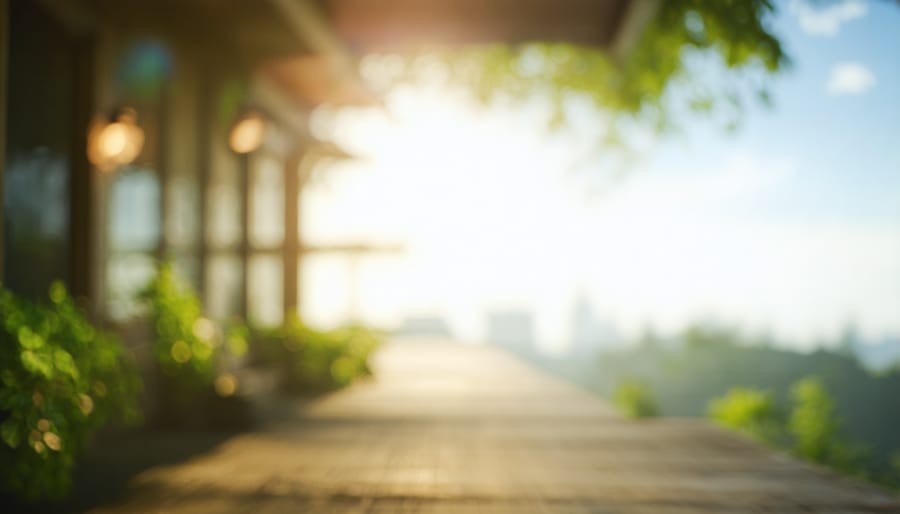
top-left (396, 315), bottom-right (454, 338)
top-left (486, 309), bottom-right (536, 355)
top-left (569, 291), bottom-right (619, 356)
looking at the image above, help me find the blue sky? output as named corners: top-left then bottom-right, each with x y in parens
top-left (665, 0), bottom-right (900, 226)
top-left (303, 0), bottom-right (900, 350)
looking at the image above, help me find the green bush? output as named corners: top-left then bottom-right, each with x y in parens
top-left (708, 387), bottom-right (782, 445)
top-left (254, 315), bottom-right (381, 393)
top-left (612, 379), bottom-right (658, 418)
top-left (137, 263), bottom-right (252, 429)
top-left (138, 264), bottom-right (217, 397)
top-left (0, 283), bottom-right (141, 501)
top-left (138, 264), bottom-right (255, 429)
top-left (789, 376), bottom-right (868, 475)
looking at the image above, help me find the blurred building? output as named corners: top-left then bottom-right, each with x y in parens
top-left (569, 291), bottom-right (620, 357)
top-left (396, 315), bottom-right (455, 339)
top-left (486, 309), bottom-right (537, 356)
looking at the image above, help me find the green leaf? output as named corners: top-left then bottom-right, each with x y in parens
top-left (0, 369), bottom-right (18, 386)
top-left (53, 349), bottom-right (79, 379)
top-left (48, 281), bottom-right (67, 304)
top-left (21, 350), bottom-right (53, 378)
top-left (1, 417), bottom-right (24, 448)
top-left (17, 326), bottom-right (44, 350)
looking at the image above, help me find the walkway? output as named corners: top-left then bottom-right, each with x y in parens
top-left (90, 341), bottom-right (899, 513)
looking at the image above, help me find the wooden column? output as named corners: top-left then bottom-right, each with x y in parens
top-left (156, 85), bottom-right (170, 262)
top-left (239, 152), bottom-right (250, 318)
top-left (68, 32), bottom-right (95, 301)
top-left (0, 0), bottom-right (8, 281)
top-left (195, 70), bottom-right (211, 298)
top-left (282, 151), bottom-right (301, 316)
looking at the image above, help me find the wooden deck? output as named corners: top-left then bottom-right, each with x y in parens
top-left (89, 340), bottom-right (899, 513)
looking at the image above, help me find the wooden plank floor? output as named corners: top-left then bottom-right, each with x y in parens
top-left (90, 340), bottom-right (899, 513)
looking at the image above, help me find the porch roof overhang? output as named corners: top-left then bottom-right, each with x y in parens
top-left (317, 0), bottom-right (658, 56)
top-left (36, 0), bottom-right (657, 109)
top-left (261, 0), bottom-right (658, 109)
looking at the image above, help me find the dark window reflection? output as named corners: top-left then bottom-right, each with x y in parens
top-left (2, 1), bottom-right (75, 299)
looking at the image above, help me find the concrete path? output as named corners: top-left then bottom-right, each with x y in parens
top-left (91, 341), bottom-right (899, 513)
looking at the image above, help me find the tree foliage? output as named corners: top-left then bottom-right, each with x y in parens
top-left (706, 377), bottom-right (869, 478)
top-left (709, 387), bottom-right (782, 445)
top-left (572, 326), bottom-right (896, 487)
top-left (385, 0), bottom-right (788, 136)
top-left (789, 377), bottom-right (868, 475)
top-left (612, 379), bottom-right (659, 418)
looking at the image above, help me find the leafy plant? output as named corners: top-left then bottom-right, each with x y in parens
top-left (788, 376), bottom-right (868, 476)
top-left (137, 263), bottom-right (238, 427)
top-left (138, 263), bottom-right (217, 395)
top-left (708, 387), bottom-right (782, 445)
top-left (253, 315), bottom-right (381, 393)
top-left (0, 282), bottom-right (141, 501)
top-left (612, 379), bottom-right (658, 418)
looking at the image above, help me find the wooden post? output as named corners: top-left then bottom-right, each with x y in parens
top-left (283, 151), bottom-right (300, 317)
top-left (68, 32), bottom-right (95, 302)
top-left (0, 0), bottom-right (8, 282)
top-left (239, 152), bottom-right (250, 318)
top-left (196, 69), bottom-right (211, 298)
top-left (156, 84), bottom-right (170, 262)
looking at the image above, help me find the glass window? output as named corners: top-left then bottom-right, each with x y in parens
top-left (166, 172), bottom-right (200, 250)
top-left (171, 254), bottom-right (200, 291)
top-left (105, 166), bottom-right (161, 320)
top-left (108, 167), bottom-right (161, 252)
top-left (249, 154), bottom-right (284, 249)
top-left (164, 70), bottom-right (200, 251)
top-left (2, 152), bottom-right (71, 299)
top-left (300, 254), bottom-right (350, 329)
top-left (248, 254), bottom-right (282, 327)
top-left (100, 38), bottom-right (173, 321)
top-left (206, 135), bottom-right (242, 249)
top-left (205, 253), bottom-right (243, 320)
top-left (2, 1), bottom-right (75, 299)
top-left (106, 253), bottom-right (156, 321)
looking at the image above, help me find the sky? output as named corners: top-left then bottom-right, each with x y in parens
top-left (300, 0), bottom-right (900, 353)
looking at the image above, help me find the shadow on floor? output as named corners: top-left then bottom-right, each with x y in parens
top-left (1, 428), bottom-right (239, 514)
top-left (1, 378), bottom-right (348, 514)
top-left (0, 391), bottom-right (303, 514)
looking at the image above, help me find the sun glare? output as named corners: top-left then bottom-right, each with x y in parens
top-left (301, 85), bottom-right (900, 350)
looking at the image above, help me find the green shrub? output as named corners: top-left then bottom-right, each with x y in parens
top-left (708, 387), bottom-right (782, 445)
top-left (612, 379), bottom-right (658, 418)
top-left (138, 265), bottom-right (255, 429)
top-left (138, 264), bottom-right (217, 396)
top-left (137, 263), bottom-right (250, 429)
top-left (254, 315), bottom-right (381, 393)
top-left (0, 283), bottom-right (141, 501)
top-left (789, 376), bottom-right (868, 475)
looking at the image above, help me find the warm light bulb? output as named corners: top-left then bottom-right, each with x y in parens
top-left (98, 122), bottom-right (129, 157)
top-left (229, 113), bottom-right (267, 154)
top-left (88, 108), bottom-right (145, 172)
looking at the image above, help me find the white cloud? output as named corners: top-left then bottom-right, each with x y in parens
top-left (789, 0), bottom-right (868, 37)
top-left (827, 62), bottom-right (877, 95)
